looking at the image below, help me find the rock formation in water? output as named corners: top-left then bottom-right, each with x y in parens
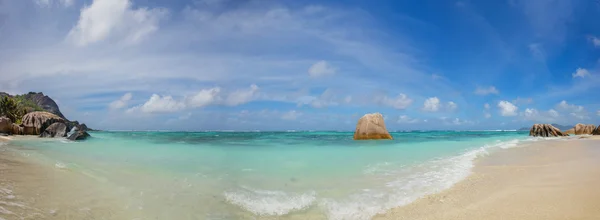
top-left (67, 124), bottom-right (90, 141)
top-left (592, 125), bottom-right (600, 135)
top-left (529, 124), bottom-right (568, 137)
top-left (564, 123), bottom-right (596, 135)
top-left (0, 116), bottom-right (11, 134)
top-left (353, 113), bottom-right (393, 140)
top-left (40, 122), bottom-right (68, 138)
top-left (21, 112), bottom-right (66, 135)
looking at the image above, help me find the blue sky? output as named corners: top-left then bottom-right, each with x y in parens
top-left (1, 0), bottom-right (599, 131)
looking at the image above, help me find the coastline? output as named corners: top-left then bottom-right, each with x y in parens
top-left (375, 136), bottom-right (600, 220)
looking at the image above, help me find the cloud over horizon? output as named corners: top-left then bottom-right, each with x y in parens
top-left (1, 0), bottom-right (599, 130)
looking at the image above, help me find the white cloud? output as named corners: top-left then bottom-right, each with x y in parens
top-left (422, 97), bottom-right (440, 112)
top-left (572, 68), bottom-right (590, 78)
top-left (397, 115), bottom-right (419, 124)
top-left (67, 0), bottom-right (168, 46)
top-left (128, 94), bottom-right (186, 113)
top-left (474, 86), bottom-right (499, 95)
top-left (548, 109), bottom-right (559, 118)
top-left (498, 100), bottom-right (518, 116)
top-left (557, 100), bottom-right (584, 112)
top-left (484, 103), bottom-right (490, 109)
top-left (446, 101), bottom-right (457, 111)
top-left (379, 93), bottom-right (413, 110)
top-left (108, 92), bottom-right (132, 110)
top-left (522, 108), bottom-right (560, 122)
top-left (281, 110), bottom-right (302, 120)
top-left (556, 100), bottom-right (589, 120)
top-left (589, 36), bottom-right (600, 47)
top-left (224, 84), bottom-right (259, 106)
top-left (188, 87), bottom-right (221, 108)
top-left (308, 61), bottom-right (336, 77)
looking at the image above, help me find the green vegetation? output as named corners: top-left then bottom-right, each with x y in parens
top-left (0, 93), bottom-right (45, 124)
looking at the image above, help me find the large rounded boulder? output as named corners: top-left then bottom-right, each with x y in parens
top-left (0, 117), bottom-right (11, 134)
top-left (21, 112), bottom-right (66, 135)
top-left (567, 123), bottom-right (597, 135)
top-left (40, 122), bottom-right (68, 138)
top-left (529, 124), bottom-right (568, 137)
top-left (353, 113), bottom-right (393, 140)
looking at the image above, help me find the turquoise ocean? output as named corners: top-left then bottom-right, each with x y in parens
top-left (7, 131), bottom-right (535, 219)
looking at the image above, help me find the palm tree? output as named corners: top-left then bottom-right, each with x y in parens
top-left (0, 96), bottom-right (20, 123)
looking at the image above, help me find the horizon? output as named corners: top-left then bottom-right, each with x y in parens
top-left (1, 0), bottom-right (600, 131)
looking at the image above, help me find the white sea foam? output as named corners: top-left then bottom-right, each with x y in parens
top-left (223, 186), bottom-right (316, 216)
top-left (321, 139), bottom-right (524, 220)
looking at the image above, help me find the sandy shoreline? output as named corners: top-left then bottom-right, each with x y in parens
top-left (376, 136), bottom-right (600, 220)
top-left (2, 136), bottom-right (600, 219)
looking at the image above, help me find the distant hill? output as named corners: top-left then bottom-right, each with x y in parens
top-left (0, 92), bottom-right (66, 120)
top-left (518, 124), bottom-right (573, 131)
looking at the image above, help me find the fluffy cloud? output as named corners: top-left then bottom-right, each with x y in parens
top-left (421, 97), bottom-right (457, 112)
top-left (67, 0), bottom-right (168, 46)
top-left (572, 68), bottom-right (590, 78)
top-left (188, 87), bottom-right (221, 108)
top-left (474, 86), bottom-right (499, 95)
top-left (308, 61), bottom-right (336, 77)
top-left (378, 94), bottom-right (413, 110)
top-left (422, 97), bottom-right (440, 112)
top-left (522, 108), bottom-right (560, 122)
top-left (397, 115), bottom-right (420, 124)
top-left (556, 100), bottom-right (584, 112)
top-left (224, 84), bottom-right (259, 106)
top-left (108, 92), bottom-right (133, 110)
top-left (498, 100), bottom-right (518, 116)
top-left (128, 94), bottom-right (186, 113)
top-left (281, 110), bottom-right (302, 120)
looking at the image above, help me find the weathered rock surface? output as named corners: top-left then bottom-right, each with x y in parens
top-left (564, 128), bottom-right (575, 135)
top-left (40, 122), bottom-right (68, 138)
top-left (568, 123), bottom-right (597, 135)
top-left (353, 113), bottom-right (393, 140)
top-left (11, 123), bottom-right (23, 135)
top-left (22, 92), bottom-right (66, 119)
top-left (67, 125), bottom-right (90, 141)
top-left (529, 124), bottom-right (568, 137)
top-left (0, 117), bottom-right (11, 134)
top-left (592, 125), bottom-right (600, 135)
top-left (21, 112), bottom-right (66, 135)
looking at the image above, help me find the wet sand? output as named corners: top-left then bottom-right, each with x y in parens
top-left (0, 136), bottom-right (139, 220)
top-left (376, 137), bottom-right (600, 220)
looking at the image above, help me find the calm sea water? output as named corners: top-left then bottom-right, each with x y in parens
top-left (7, 131), bottom-right (532, 219)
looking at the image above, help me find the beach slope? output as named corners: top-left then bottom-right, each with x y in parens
top-left (376, 137), bottom-right (600, 220)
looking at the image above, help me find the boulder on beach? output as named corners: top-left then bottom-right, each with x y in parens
top-left (40, 122), bottom-right (68, 138)
top-left (529, 124), bottom-right (568, 137)
top-left (67, 125), bottom-right (90, 141)
top-left (21, 111), bottom-right (66, 135)
top-left (11, 123), bottom-right (23, 135)
top-left (593, 125), bottom-right (600, 135)
top-left (0, 117), bottom-right (11, 134)
top-left (567, 123), bottom-right (597, 135)
top-left (353, 113), bottom-right (393, 140)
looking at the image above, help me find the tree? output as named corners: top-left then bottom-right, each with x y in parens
top-left (0, 96), bottom-right (21, 123)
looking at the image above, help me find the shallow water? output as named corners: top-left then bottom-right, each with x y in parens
top-left (2, 131), bottom-right (533, 219)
